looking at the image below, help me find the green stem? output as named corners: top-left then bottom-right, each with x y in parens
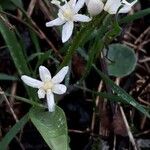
top-left (60, 12), bottom-right (107, 68)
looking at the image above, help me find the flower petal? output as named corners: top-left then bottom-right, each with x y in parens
top-left (86, 0), bottom-right (104, 16)
top-left (73, 14), bottom-right (91, 22)
top-left (104, 0), bottom-right (121, 14)
top-left (62, 21), bottom-right (74, 43)
top-left (52, 84), bottom-right (67, 94)
top-left (39, 66), bottom-right (51, 82)
top-left (46, 18), bottom-right (65, 27)
top-left (38, 89), bottom-right (46, 99)
top-left (74, 0), bottom-right (85, 13)
top-left (21, 75), bottom-right (43, 88)
top-left (52, 66), bottom-right (69, 84)
top-left (69, 0), bottom-right (77, 9)
top-left (119, 0), bottom-right (137, 13)
top-left (104, 0), bottom-right (137, 14)
top-left (46, 90), bottom-right (55, 112)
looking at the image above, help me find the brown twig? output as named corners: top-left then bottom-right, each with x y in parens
top-left (116, 79), bottom-right (139, 150)
top-left (90, 81), bottom-right (103, 136)
top-left (0, 87), bottom-right (18, 122)
top-left (27, 0), bottom-right (37, 17)
top-left (134, 27), bottom-right (150, 44)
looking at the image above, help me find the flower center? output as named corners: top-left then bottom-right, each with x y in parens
top-left (63, 9), bottom-right (73, 20)
top-left (58, 4), bottom-right (74, 21)
top-left (43, 81), bottom-right (54, 91)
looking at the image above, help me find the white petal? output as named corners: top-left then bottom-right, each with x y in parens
top-left (39, 66), bottom-right (51, 82)
top-left (21, 75), bottom-right (43, 88)
top-left (52, 84), bottom-right (67, 94)
top-left (69, 0), bottom-right (77, 9)
top-left (46, 18), bottom-right (65, 27)
top-left (104, 0), bottom-right (121, 14)
top-left (104, 0), bottom-right (137, 14)
top-left (52, 66), bottom-right (69, 84)
top-left (46, 90), bottom-right (55, 112)
top-left (122, 0), bottom-right (137, 6)
top-left (62, 21), bottom-right (74, 43)
top-left (38, 89), bottom-right (46, 99)
top-left (119, 0), bottom-right (137, 13)
top-left (86, 0), bottom-right (104, 16)
top-left (74, 0), bottom-right (85, 13)
top-left (73, 14), bottom-right (91, 22)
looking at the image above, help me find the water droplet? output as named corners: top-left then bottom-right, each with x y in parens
top-left (130, 101), bottom-right (137, 107)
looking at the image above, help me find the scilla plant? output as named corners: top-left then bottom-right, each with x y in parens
top-left (0, 0), bottom-right (150, 149)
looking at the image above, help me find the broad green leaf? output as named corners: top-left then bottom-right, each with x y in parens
top-left (93, 66), bottom-right (150, 119)
top-left (0, 113), bottom-right (29, 150)
top-left (0, 73), bottom-right (18, 81)
top-left (30, 106), bottom-right (69, 150)
top-left (106, 44), bottom-right (137, 77)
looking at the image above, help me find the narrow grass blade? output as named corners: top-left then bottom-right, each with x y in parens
top-left (94, 66), bottom-right (150, 118)
top-left (119, 8), bottom-right (150, 24)
top-left (0, 14), bottom-right (37, 101)
top-left (0, 113), bottom-right (29, 150)
top-left (0, 73), bottom-right (18, 81)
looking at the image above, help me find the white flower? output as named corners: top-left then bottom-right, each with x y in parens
top-left (21, 66), bottom-right (69, 112)
top-left (104, 0), bottom-right (137, 14)
top-left (85, 0), bottom-right (104, 16)
top-left (46, 0), bottom-right (91, 43)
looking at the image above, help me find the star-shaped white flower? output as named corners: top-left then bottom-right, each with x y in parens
top-left (21, 66), bottom-right (69, 112)
top-left (104, 0), bottom-right (137, 14)
top-left (46, 0), bottom-right (91, 43)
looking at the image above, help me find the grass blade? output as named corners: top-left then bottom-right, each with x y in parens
top-left (0, 13), bottom-right (37, 101)
top-left (0, 113), bottom-right (29, 150)
top-left (93, 65), bottom-right (150, 118)
top-left (119, 8), bottom-right (150, 24)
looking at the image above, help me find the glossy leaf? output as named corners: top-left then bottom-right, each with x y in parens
top-left (30, 106), bottom-right (69, 150)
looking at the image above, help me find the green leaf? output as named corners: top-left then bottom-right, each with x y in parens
top-left (0, 73), bottom-right (18, 81)
top-left (30, 106), bottom-right (69, 150)
top-left (0, 113), bottom-right (29, 150)
top-left (119, 8), bottom-right (150, 24)
top-left (93, 66), bottom-right (150, 119)
top-left (9, 0), bottom-right (23, 9)
top-left (60, 13), bottom-right (107, 68)
top-left (0, 11), bottom-right (37, 101)
top-left (106, 44), bottom-right (137, 77)
top-left (5, 93), bottom-right (45, 108)
top-left (29, 30), bottom-right (41, 53)
top-left (0, 20), bottom-right (30, 75)
top-left (0, 0), bottom-right (23, 10)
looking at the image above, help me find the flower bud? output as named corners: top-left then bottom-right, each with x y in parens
top-left (86, 0), bottom-right (104, 16)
